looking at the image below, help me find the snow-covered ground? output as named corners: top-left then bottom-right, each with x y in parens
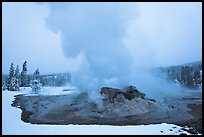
top-left (2, 87), bottom-right (193, 135)
top-left (19, 85), bottom-right (79, 96)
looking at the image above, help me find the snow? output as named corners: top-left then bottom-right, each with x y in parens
top-left (2, 89), bottom-right (193, 135)
top-left (174, 79), bottom-right (180, 86)
top-left (18, 86), bottom-right (79, 96)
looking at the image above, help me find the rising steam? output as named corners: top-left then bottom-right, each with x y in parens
top-left (45, 2), bottom-right (201, 103)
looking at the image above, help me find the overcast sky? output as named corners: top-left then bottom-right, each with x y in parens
top-left (2, 2), bottom-right (202, 75)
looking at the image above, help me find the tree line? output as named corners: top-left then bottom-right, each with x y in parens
top-left (154, 62), bottom-right (202, 89)
top-left (166, 65), bottom-right (202, 89)
top-left (3, 61), bottom-right (41, 91)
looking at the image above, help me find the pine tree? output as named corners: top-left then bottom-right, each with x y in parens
top-left (14, 65), bottom-right (20, 91)
top-left (193, 70), bottom-right (200, 87)
top-left (186, 66), bottom-right (194, 88)
top-left (5, 76), bottom-right (9, 90)
top-left (180, 66), bottom-right (186, 86)
top-left (6, 63), bottom-right (20, 91)
top-left (10, 77), bottom-right (16, 91)
top-left (7, 63), bottom-right (15, 91)
top-left (9, 63), bottom-right (15, 79)
top-left (20, 61), bottom-right (29, 87)
top-left (14, 65), bottom-right (20, 79)
top-left (33, 68), bottom-right (40, 81)
top-left (2, 82), bottom-right (7, 91)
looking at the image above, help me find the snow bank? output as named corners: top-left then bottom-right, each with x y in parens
top-left (2, 90), bottom-right (192, 135)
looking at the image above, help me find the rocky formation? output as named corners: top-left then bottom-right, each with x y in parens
top-left (100, 86), bottom-right (152, 103)
top-left (100, 87), bottom-right (125, 103)
top-left (12, 86), bottom-right (157, 124)
top-left (124, 86), bottom-right (145, 100)
top-left (99, 86), bottom-right (157, 118)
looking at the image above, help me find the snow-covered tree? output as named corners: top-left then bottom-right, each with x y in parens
top-left (9, 63), bottom-right (15, 79)
top-left (14, 65), bottom-right (20, 91)
top-left (10, 77), bottom-right (18, 91)
top-left (33, 68), bottom-right (40, 81)
top-left (20, 61), bottom-right (29, 87)
top-left (2, 82), bottom-right (7, 91)
top-left (193, 70), bottom-right (201, 87)
top-left (7, 63), bottom-right (15, 91)
top-left (14, 65), bottom-right (20, 79)
top-left (4, 76), bottom-right (9, 90)
top-left (30, 69), bottom-right (42, 92)
top-left (30, 80), bottom-right (41, 92)
top-left (6, 63), bottom-right (19, 91)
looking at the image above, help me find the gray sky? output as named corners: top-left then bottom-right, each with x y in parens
top-left (2, 2), bottom-right (202, 75)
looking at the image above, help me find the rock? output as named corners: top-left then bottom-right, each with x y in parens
top-left (100, 87), bottom-right (125, 103)
top-left (100, 86), bottom-right (150, 103)
top-left (115, 94), bottom-right (126, 103)
top-left (123, 86), bottom-right (145, 100)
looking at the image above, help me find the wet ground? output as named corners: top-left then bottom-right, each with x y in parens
top-left (11, 90), bottom-right (202, 134)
